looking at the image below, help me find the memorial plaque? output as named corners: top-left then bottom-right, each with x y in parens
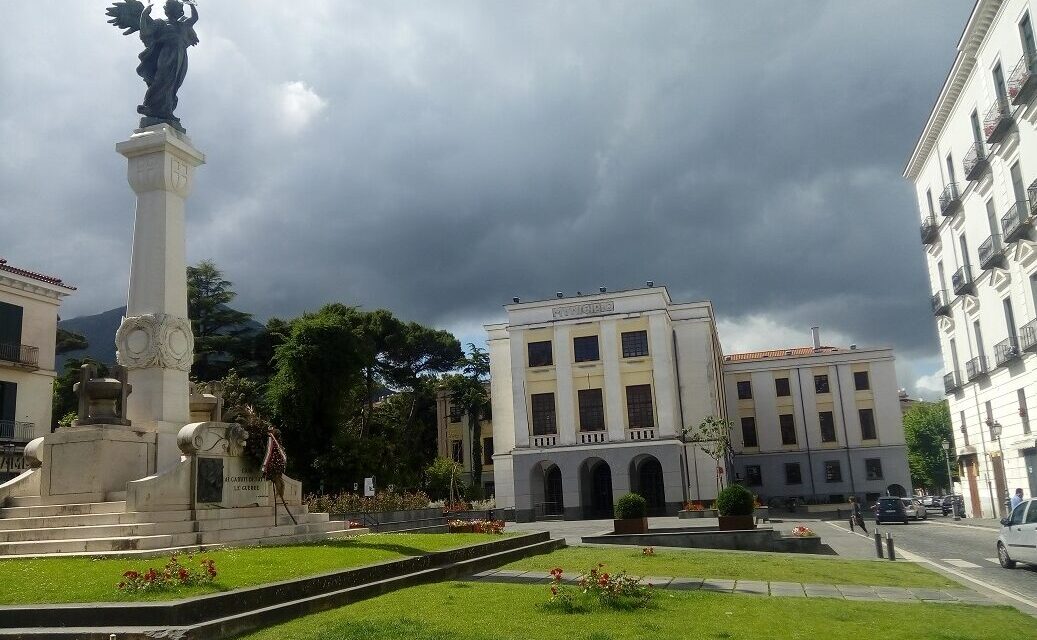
top-left (197, 457), bottom-right (224, 503)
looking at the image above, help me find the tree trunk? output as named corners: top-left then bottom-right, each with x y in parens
top-left (468, 407), bottom-right (482, 490)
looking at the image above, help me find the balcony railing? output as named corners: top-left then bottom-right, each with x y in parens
top-left (1027, 178), bottom-right (1037, 215)
top-left (0, 343), bottom-right (39, 369)
top-left (931, 291), bottom-right (951, 317)
top-left (1009, 52), bottom-right (1037, 106)
top-left (978, 234), bottom-right (1006, 270)
top-left (943, 371), bottom-right (962, 394)
top-left (984, 97), bottom-right (1014, 144)
top-left (627, 427), bottom-right (656, 441)
top-left (920, 217), bottom-right (939, 245)
top-left (963, 141), bottom-right (989, 181)
top-left (579, 430), bottom-right (607, 444)
top-left (1001, 200), bottom-right (1032, 243)
top-left (1021, 318), bottom-right (1037, 352)
top-left (939, 183), bottom-right (962, 217)
top-left (995, 336), bottom-right (1022, 367)
top-left (531, 434), bottom-right (558, 448)
top-left (965, 356), bottom-right (989, 381)
top-left (951, 265), bottom-right (974, 296)
top-left (0, 420), bottom-right (34, 443)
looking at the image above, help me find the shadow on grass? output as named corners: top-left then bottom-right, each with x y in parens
top-left (301, 539), bottom-right (438, 557)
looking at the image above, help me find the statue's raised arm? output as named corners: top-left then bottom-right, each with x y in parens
top-left (106, 1), bottom-right (199, 133)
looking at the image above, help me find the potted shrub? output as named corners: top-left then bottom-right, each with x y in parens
top-left (715, 485), bottom-right (756, 531)
top-left (614, 493), bottom-right (649, 534)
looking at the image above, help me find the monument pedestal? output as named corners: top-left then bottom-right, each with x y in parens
top-left (37, 425), bottom-right (157, 505)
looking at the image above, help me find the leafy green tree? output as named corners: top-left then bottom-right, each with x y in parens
top-left (684, 416), bottom-right (734, 492)
top-left (187, 259), bottom-right (254, 381)
top-left (55, 327), bottom-right (88, 355)
top-left (425, 456), bottom-right (463, 501)
top-left (443, 345), bottom-right (490, 490)
top-left (903, 401), bottom-right (955, 492)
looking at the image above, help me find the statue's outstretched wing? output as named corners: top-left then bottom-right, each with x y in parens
top-left (105, 0), bottom-right (148, 36)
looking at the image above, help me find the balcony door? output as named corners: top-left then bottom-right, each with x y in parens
top-left (946, 153), bottom-right (957, 185)
top-left (0, 381), bottom-right (14, 424)
top-left (938, 261), bottom-right (948, 293)
top-left (1022, 13), bottom-right (1037, 62)
top-left (950, 338), bottom-right (961, 377)
top-left (959, 235), bottom-right (971, 269)
top-left (987, 199), bottom-right (1000, 237)
top-left (1011, 161), bottom-right (1027, 205)
top-left (0, 302), bottom-right (22, 352)
top-left (974, 320), bottom-right (985, 358)
top-left (995, 62), bottom-right (1009, 102)
top-left (1005, 298), bottom-right (1019, 340)
top-left (971, 110), bottom-right (985, 146)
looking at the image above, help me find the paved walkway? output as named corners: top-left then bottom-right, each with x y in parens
top-left (468, 568), bottom-right (996, 605)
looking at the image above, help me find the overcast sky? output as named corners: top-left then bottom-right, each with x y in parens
top-left (1, 1), bottom-right (975, 397)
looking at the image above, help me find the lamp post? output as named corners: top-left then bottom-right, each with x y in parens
top-left (941, 440), bottom-right (960, 521)
top-left (990, 421), bottom-right (1007, 518)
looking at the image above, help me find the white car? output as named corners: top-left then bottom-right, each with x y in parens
top-left (902, 498), bottom-right (928, 520)
top-left (998, 498), bottom-right (1037, 569)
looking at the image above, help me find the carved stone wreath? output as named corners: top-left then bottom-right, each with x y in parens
top-left (116, 313), bottom-right (194, 371)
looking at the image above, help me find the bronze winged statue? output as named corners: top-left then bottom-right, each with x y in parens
top-left (106, 0), bottom-right (199, 132)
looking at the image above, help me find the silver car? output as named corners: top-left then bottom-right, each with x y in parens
top-left (998, 499), bottom-right (1037, 569)
top-left (902, 498), bottom-right (928, 520)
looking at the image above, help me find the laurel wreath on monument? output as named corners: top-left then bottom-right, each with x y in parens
top-left (235, 405), bottom-right (287, 485)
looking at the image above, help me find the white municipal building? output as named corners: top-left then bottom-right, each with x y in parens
top-left (485, 285), bottom-right (911, 522)
top-left (905, 0), bottom-right (1037, 519)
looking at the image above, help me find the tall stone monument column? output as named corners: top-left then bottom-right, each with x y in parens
top-left (115, 124), bottom-right (205, 472)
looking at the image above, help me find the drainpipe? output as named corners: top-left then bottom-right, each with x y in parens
top-left (835, 366), bottom-right (858, 498)
top-left (672, 329), bottom-right (690, 505)
top-left (795, 367), bottom-right (818, 497)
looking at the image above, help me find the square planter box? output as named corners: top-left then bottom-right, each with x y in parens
top-left (717, 515), bottom-right (756, 531)
top-left (678, 509), bottom-right (718, 519)
top-left (614, 517), bottom-right (648, 534)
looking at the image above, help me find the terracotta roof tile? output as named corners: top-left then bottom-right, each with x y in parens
top-left (724, 346), bottom-right (839, 362)
top-left (0, 258), bottom-right (76, 290)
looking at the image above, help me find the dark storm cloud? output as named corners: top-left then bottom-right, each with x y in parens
top-left (0, 1), bottom-right (973, 396)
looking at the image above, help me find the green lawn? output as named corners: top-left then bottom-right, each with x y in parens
top-left (235, 582), bottom-right (1036, 640)
top-left (505, 546), bottom-right (955, 588)
top-left (0, 533), bottom-right (504, 604)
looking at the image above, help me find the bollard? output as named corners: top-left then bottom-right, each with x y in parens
top-left (885, 532), bottom-right (896, 561)
top-left (874, 532), bottom-right (884, 559)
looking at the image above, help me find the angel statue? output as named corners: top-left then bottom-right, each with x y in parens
top-left (105, 0), bottom-right (199, 132)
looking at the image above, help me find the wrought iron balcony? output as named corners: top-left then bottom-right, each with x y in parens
top-left (920, 217), bottom-right (939, 245)
top-left (1021, 318), bottom-right (1037, 352)
top-left (939, 183), bottom-right (962, 217)
top-left (0, 343), bottom-right (39, 369)
top-left (943, 371), bottom-right (962, 394)
top-left (963, 141), bottom-right (989, 181)
top-left (1009, 53), bottom-right (1037, 106)
top-left (995, 336), bottom-right (1022, 367)
top-left (978, 234), bottom-right (1006, 270)
top-left (966, 356), bottom-right (989, 381)
top-left (0, 420), bottom-right (33, 443)
top-left (931, 290), bottom-right (951, 317)
top-left (1001, 200), bottom-right (1032, 243)
top-left (951, 265), bottom-right (975, 296)
top-left (984, 98), bottom-right (1014, 144)
top-left (1028, 178), bottom-right (1037, 215)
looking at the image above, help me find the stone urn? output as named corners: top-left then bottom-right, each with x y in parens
top-left (72, 364), bottom-right (132, 426)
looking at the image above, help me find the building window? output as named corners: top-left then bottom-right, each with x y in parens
top-left (814, 374), bottom-right (830, 394)
top-left (859, 408), bottom-right (877, 441)
top-left (736, 380), bottom-right (753, 400)
top-left (745, 465), bottom-right (763, 486)
top-left (865, 458), bottom-right (883, 481)
top-left (1019, 389), bottom-right (1031, 435)
top-left (448, 404), bottom-right (462, 423)
top-left (819, 411), bottom-right (837, 442)
top-left (959, 411), bottom-right (969, 446)
top-left (779, 413), bottom-right (797, 445)
top-left (573, 335), bottom-right (600, 363)
top-left (0, 301), bottom-right (24, 349)
top-left (741, 416), bottom-right (758, 448)
top-left (530, 393), bottom-right (557, 435)
top-left (824, 460), bottom-right (842, 483)
top-left (854, 371), bottom-right (870, 391)
top-left (483, 438), bottom-right (494, 466)
top-left (578, 388), bottom-right (605, 431)
top-left (626, 384), bottom-right (654, 428)
top-left (775, 377), bottom-right (791, 397)
top-left (621, 330), bottom-right (649, 358)
top-left (450, 440), bottom-right (463, 464)
top-left (785, 463), bottom-right (802, 485)
top-left (528, 341), bottom-right (553, 367)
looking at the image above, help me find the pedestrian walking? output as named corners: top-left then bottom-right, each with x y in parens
top-left (1011, 488), bottom-right (1024, 511)
top-left (848, 496), bottom-right (868, 533)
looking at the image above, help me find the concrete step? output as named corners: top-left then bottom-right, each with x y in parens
top-left (4, 496), bottom-right (41, 508)
top-left (0, 501), bottom-right (126, 519)
top-left (0, 520), bottom-right (197, 543)
top-left (369, 516), bottom-right (447, 533)
top-left (106, 491), bottom-right (127, 501)
top-left (0, 533), bottom-right (175, 556)
top-left (0, 512), bottom-right (125, 530)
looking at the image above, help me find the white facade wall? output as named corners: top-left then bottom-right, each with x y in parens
top-left (906, 0), bottom-right (1037, 518)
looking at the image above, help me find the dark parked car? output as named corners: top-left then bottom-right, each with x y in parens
top-left (941, 495), bottom-right (966, 517)
top-left (875, 497), bottom-right (910, 524)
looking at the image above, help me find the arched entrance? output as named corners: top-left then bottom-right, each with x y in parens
top-left (886, 483), bottom-right (907, 497)
top-left (579, 458), bottom-right (614, 519)
top-left (630, 455), bottom-right (666, 516)
top-left (530, 461), bottom-right (563, 519)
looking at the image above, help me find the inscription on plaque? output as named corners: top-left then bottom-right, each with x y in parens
top-left (551, 299), bottom-right (615, 320)
top-left (197, 457), bottom-right (224, 503)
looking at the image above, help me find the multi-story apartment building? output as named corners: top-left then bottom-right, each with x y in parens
top-left (905, 0), bottom-right (1037, 518)
top-left (0, 259), bottom-right (74, 481)
top-left (435, 385), bottom-right (494, 495)
top-left (725, 339), bottom-right (912, 506)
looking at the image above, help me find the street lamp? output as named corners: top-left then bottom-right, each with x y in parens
top-left (990, 421), bottom-right (1008, 518)
top-left (941, 439), bottom-right (960, 521)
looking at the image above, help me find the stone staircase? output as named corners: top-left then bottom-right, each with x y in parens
top-left (0, 496), bottom-right (357, 557)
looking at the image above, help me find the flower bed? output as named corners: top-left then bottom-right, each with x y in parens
top-left (791, 526), bottom-right (816, 538)
top-left (546, 564), bottom-right (653, 613)
top-left (447, 519), bottom-right (506, 534)
top-left (117, 555), bottom-right (217, 593)
top-left (304, 490), bottom-right (431, 514)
